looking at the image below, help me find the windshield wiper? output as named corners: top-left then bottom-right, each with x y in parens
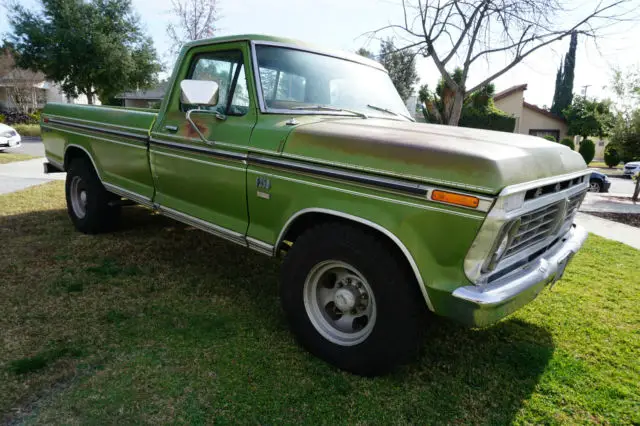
top-left (290, 105), bottom-right (368, 119)
top-left (366, 104), bottom-right (414, 121)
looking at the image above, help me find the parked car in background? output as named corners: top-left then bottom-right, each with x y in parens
top-left (0, 123), bottom-right (22, 151)
top-left (622, 161), bottom-right (640, 178)
top-left (589, 171), bottom-right (611, 192)
top-left (623, 161), bottom-right (640, 178)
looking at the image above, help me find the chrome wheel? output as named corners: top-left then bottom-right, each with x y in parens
top-left (70, 175), bottom-right (88, 219)
top-left (589, 181), bottom-right (601, 192)
top-left (303, 260), bottom-right (376, 346)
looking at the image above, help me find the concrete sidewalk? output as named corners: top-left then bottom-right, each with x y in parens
top-left (575, 212), bottom-right (640, 250)
top-left (581, 192), bottom-right (640, 214)
top-left (0, 157), bottom-right (65, 195)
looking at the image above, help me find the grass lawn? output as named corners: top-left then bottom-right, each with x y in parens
top-left (590, 161), bottom-right (622, 169)
top-left (1, 182), bottom-right (639, 424)
top-left (0, 152), bottom-right (35, 164)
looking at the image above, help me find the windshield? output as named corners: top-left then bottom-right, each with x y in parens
top-left (254, 45), bottom-right (412, 120)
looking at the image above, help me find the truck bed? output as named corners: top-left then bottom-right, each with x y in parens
top-left (41, 103), bottom-right (158, 202)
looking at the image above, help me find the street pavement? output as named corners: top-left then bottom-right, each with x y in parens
top-left (12, 137), bottom-right (46, 157)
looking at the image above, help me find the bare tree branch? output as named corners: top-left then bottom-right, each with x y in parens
top-left (166, 0), bottom-right (218, 54)
top-left (364, 0), bottom-right (634, 125)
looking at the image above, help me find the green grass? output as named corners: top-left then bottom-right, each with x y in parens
top-left (12, 123), bottom-right (41, 137)
top-left (0, 152), bottom-right (35, 164)
top-left (1, 182), bottom-right (639, 424)
top-left (590, 161), bottom-right (622, 169)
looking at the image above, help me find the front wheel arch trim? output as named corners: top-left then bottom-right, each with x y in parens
top-left (275, 207), bottom-right (434, 312)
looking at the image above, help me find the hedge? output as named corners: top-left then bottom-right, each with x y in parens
top-left (560, 137), bottom-right (575, 150)
top-left (604, 145), bottom-right (621, 168)
top-left (458, 108), bottom-right (516, 133)
top-left (579, 139), bottom-right (596, 164)
top-left (12, 124), bottom-right (41, 137)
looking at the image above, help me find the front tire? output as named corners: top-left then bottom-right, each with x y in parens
top-left (281, 222), bottom-right (426, 376)
top-left (65, 157), bottom-right (121, 234)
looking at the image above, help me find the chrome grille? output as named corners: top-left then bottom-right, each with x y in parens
top-left (505, 190), bottom-right (587, 259)
top-left (505, 203), bottom-right (561, 258)
top-left (564, 191), bottom-right (586, 226)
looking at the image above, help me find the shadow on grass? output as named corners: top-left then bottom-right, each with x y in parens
top-left (1, 206), bottom-right (554, 424)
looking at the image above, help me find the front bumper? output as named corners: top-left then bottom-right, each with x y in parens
top-left (450, 224), bottom-right (588, 327)
top-left (623, 169), bottom-right (639, 177)
top-left (602, 180), bottom-right (611, 192)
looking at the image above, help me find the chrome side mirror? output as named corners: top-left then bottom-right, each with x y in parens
top-left (180, 79), bottom-right (219, 106)
top-left (180, 79), bottom-right (222, 145)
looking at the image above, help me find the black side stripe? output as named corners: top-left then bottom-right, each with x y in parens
top-left (150, 138), bottom-right (246, 161)
top-left (46, 118), bottom-right (149, 143)
top-left (249, 155), bottom-right (427, 196)
top-left (46, 118), bottom-right (426, 197)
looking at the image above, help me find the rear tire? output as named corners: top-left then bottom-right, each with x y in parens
top-left (281, 222), bottom-right (426, 376)
top-left (65, 157), bottom-right (121, 234)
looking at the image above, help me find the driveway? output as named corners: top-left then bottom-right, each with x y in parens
top-left (0, 157), bottom-right (65, 195)
top-left (13, 136), bottom-right (46, 157)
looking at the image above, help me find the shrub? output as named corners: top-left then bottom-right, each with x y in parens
top-left (0, 110), bottom-right (37, 125)
top-left (579, 139), bottom-right (596, 164)
top-left (29, 110), bottom-right (42, 123)
top-left (542, 135), bottom-right (557, 142)
top-left (12, 124), bottom-right (41, 137)
top-left (560, 137), bottom-right (575, 150)
top-left (0, 113), bottom-right (5, 123)
top-left (604, 145), bottom-right (621, 168)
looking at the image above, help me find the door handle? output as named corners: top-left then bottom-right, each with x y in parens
top-left (164, 125), bottom-right (178, 132)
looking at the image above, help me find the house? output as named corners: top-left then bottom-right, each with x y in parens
top-left (494, 84), bottom-right (568, 141)
top-left (0, 49), bottom-right (94, 111)
top-left (116, 83), bottom-right (167, 109)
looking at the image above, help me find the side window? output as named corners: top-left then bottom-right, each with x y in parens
top-left (183, 50), bottom-right (249, 116)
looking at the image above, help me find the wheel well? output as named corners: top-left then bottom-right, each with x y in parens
top-left (278, 212), bottom-right (408, 265)
top-left (64, 145), bottom-right (96, 175)
top-left (277, 211), bottom-right (433, 310)
top-left (278, 212), bottom-right (403, 258)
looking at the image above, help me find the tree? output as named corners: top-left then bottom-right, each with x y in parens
top-left (367, 0), bottom-right (630, 126)
top-left (551, 32), bottom-right (578, 116)
top-left (564, 96), bottom-right (614, 139)
top-left (355, 48), bottom-right (375, 59)
top-left (9, 0), bottom-right (161, 104)
top-left (608, 66), bottom-right (640, 161)
top-left (166, 0), bottom-right (219, 54)
top-left (378, 39), bottom-right (419, 102)
top-left (419, 69), bottom-right (515, 132)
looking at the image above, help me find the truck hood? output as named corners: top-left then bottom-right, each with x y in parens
top-left (283, 118), bottom-right (587, 194)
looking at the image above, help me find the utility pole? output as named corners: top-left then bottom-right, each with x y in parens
top-left (581, 85), bottom-right (591, 97)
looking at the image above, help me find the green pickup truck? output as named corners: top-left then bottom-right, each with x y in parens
top-left (41, 34), bottom-right (589, 375)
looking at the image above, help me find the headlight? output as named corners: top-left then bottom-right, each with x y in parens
top-left (483, 219), bottom-right (521, 272)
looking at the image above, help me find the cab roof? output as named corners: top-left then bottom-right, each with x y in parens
top-left (182, 34), bottom-right (386, 72)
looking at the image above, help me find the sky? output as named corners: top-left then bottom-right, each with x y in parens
top-left (1, 0), bottom-right (639, 107)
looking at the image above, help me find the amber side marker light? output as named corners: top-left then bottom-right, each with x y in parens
top-left (431, 190), bottom-right (479, 208)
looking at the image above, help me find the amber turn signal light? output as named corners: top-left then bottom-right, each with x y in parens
top-left (431, 190), bottom-right (479, 208)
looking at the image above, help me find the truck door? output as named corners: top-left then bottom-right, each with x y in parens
top-left (149, 41), bottom-right (257, 242)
